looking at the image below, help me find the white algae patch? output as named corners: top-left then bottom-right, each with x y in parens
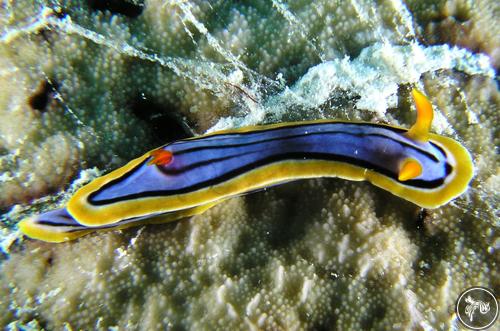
top-left (209, 42), bottom-right (494, 131)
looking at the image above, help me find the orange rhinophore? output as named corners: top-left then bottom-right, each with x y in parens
top-left (398, 158), bottom-right (423, 181)
top-left (406, 89), bottom-right (434, 142)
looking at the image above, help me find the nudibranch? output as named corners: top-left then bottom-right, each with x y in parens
top-left (19, 89), bottom-right (474, 242)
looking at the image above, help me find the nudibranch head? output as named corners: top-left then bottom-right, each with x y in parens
top-left (363, 88), bottom-right (473, 208)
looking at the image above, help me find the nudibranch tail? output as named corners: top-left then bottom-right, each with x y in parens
top-left (18, 208), bottom-right (95, 243)
top-left (19, 89), bottom-right (474, 242)
top-left (406, 88), bottom-right (433, 142)
top-left (19, 202), bottom-right (221, 243)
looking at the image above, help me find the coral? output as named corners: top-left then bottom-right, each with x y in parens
top-left (0, 5), bottom-right (154, 207)
top-left (406, 0), bottom-right (500, 69)
top-left (1, 0), bottom-right (497, 207)
top-left (0, 0), bottom-right (498, 330)
top-left (0, 0), bottom-right (428, 207)
top-left (2, 149), bottom-right (498, 329)
top-left (208, 42), bottom-right (492, 131)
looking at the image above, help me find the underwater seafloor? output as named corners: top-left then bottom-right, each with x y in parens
top-left (0, 1), bottom-right (498, 330)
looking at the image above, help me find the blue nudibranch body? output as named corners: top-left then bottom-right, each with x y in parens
top-left (19, 89), bottom-right (474, 242)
